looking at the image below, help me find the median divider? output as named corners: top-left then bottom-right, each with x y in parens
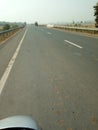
top-left (53, 25), bottom-right (98, 34)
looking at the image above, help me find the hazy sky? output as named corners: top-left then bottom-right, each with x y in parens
top-left (0, 0), bottom-right (98, 24)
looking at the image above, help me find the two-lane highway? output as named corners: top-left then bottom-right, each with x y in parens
top-left (0, 25), bottom-right (98, 130)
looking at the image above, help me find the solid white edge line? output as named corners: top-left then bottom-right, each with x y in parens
top-left (64, 40), bottom-right (83, 49)
top-left (0, 29), bottom-right (27, 95)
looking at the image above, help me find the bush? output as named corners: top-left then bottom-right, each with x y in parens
top-left (3, 24), bottom-right (10, 30)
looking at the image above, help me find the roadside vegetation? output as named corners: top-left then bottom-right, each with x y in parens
top-left (3, 24), bottom-right (10, 30)
top-left (0, 22), bottom-right (26, 44)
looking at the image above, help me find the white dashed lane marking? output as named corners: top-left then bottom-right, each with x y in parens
top-left (64, 40), bottom-right (83, 49)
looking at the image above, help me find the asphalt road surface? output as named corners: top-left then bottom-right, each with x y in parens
top-left (0, 25), bottom-right (98, 130)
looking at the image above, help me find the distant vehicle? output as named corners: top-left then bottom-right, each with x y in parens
top-left (35, 22), bottom-right (38, 27)
top-left (0, 115), bottom-right (41, 130)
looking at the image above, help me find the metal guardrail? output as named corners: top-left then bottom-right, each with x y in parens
top-left (0, 28), bottom-right (17, 35)
top-left (53, 25), bottom-right (98, 34)
top-left (0, 26), bottom-right (24, 42)
top-left (0, 26), bottom-right (24, 35)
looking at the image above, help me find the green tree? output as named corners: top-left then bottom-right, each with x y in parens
top-left (3, 24), bottom-right (10, 30)
top-left (94, 3), bottom-right (98, 27)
